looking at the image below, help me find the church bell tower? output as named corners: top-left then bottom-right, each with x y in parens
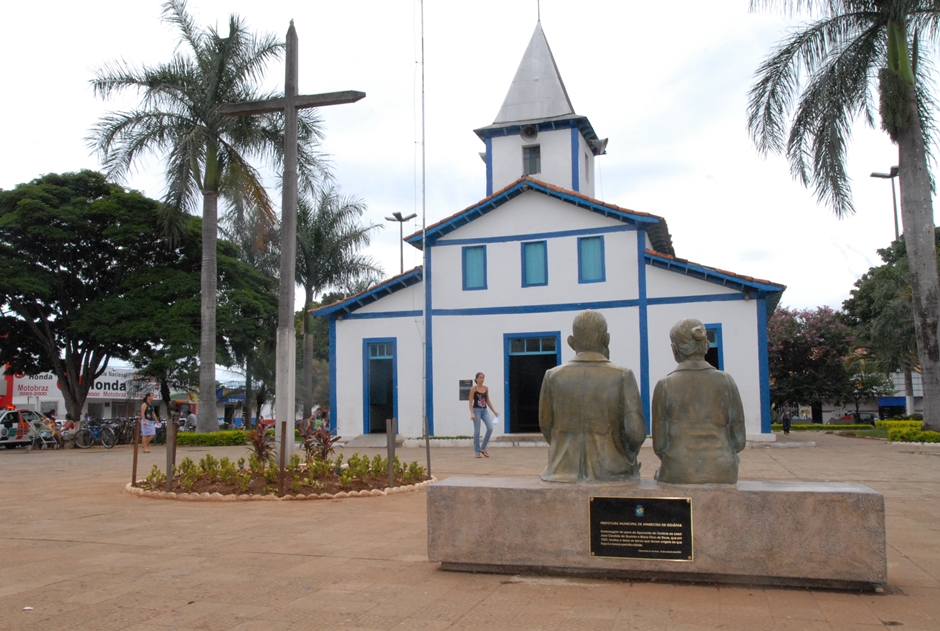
top-left (474, 22), bottom-right (607, 197)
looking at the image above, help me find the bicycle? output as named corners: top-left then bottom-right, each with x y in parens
top-left (74, 421), bottom-right (117, 449)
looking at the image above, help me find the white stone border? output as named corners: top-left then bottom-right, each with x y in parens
top-left (125, 477), bottom-right (437, 501)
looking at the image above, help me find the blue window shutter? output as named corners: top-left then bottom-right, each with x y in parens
top-left (463, 245), bottom-right (486, 290)
top-left (578, 236), bottom-right (605, 283)
top-left (522, 241), bottom-right (547, 286)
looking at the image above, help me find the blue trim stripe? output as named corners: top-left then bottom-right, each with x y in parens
top-left (473, 116), bottom-right (604, 155)
top-left (570, 126), bottom-right (580, 192)
top-left (757, 298), bottom-right (771, 434)
top-left (647, 293), bottom-right (743, 306)
top-left (637, 230), bottom-right (650, 430)
top-left (425, 249), bottom-right (434, 435)
top-left (345, 310), bottom-right (423, 320)
top-left (309, 267), bottom-right (423, 316)
top-left (405, 179), bottom-right (660, 248)
top-left (646, 252), bottom-right (784, 294)
top-left (436, 223), bottom-right (634, 247)
top-left (485, 137), bottom-right (493, 197)
top-left (329, 318), bottom-right (337, 432)
top-left (433, 298), bottom-right (641, 317)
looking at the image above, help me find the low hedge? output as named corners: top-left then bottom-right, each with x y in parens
top-left (888, 427), bottom-right (940, 443)
top-left (771, 423), bottom-right (872, 431)
top-left (176, 430), bottom-right (250, 446)
top-left (876, 420), bottom-right (922, 430)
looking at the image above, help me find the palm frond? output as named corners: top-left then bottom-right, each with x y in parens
top-left (785, 23), bottom-right (883, 215)
top-left (748, 10), bottom-right (878, 156)
top-left (161, 0), bottom-right (205, 56)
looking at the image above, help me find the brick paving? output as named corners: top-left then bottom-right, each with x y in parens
top-left (1, 432), bottom-right (938, 630)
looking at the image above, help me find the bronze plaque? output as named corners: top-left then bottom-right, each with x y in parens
top-left (589, 497), bottom-right (692, 561)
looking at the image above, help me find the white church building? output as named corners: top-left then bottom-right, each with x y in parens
top-left (311, 23), bottom-right (785, 440)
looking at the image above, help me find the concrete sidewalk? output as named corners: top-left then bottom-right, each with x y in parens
top-left (1, 432), bottom-right (939, 630)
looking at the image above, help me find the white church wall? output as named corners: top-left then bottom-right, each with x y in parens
top-left (432, 195), bottom-right (639, 310)
top-left (490, 128), bottom-right (574, 192)
top-left (429, 307), bottom-right (643, 437)
top-left (646, 298), bottom-right (764, 437)
top-left (333, 315), bottom-right (425, 438)
top-left (437, 192), bottom-right (622, 242)
top-left (645, 265), bottom-right (740, 299)
top-left (351, 281), bottom-right (424, 314)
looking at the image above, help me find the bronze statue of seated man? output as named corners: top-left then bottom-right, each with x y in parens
top-left (539, 310), bottom-right (647, 483)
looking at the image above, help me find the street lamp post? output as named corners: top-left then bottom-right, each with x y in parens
top-left (385, 211), bottom-right (417, 274)
top-left (871, 166), bottom-right (900, 240)
top-left (871, 166), bottom-right (914, 416)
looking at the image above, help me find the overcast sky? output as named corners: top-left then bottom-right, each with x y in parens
top-left (0, 1), bottom-right (916, 312)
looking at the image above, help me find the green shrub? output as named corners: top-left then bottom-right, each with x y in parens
top-left (876, 420), bottom-right (921, 430)
top-left (143, 464), bottom-right (166, 490)
top-left (888, 427), bottom-right (940, 443)
top-left (176, 430), bottom-right (249, 446)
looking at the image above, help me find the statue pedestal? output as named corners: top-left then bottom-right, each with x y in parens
top-left (427, 477), bottom-right (886, 591)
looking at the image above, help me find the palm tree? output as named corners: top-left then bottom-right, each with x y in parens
top-left (748, 0), bottom-right (940, 430)
top-left (296, 187), bottom-right (383, 419)
top-left (89, 0), bottom-right (328, 432)
top-left (220, 203), bottom-right (279, 428)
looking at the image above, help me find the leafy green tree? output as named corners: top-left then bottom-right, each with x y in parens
top-left (844, 354), bottom-right (896, 419)
top-left (220, 206), bottom-right (279, 427)
top-left (0, 171), bottom-right (168, 422)
top-left (768, 306), bottom-right (854, 420)
top-left (749, 0), bottom-right (940, 430)
top-left (89, 0), bottom-right (327, 432)
top-left (296, 188), bottom-right (382, 418)
top-left (842, 231), bottom-right (940, 412)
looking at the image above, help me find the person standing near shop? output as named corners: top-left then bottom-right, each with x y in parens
top-left (140, 393), bottom-right (157, 453)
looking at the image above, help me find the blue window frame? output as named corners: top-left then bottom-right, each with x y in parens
top-left (462, 245), bottom-right (487, 290)
top-left (521, 241), bottom-right (548, 287)
top-left (704, 323), bottom-right (723, 370)
top-left (578, 236), bottom-right (605, 283)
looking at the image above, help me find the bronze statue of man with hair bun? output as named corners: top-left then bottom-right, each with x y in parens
top-left (539, 310), bottom-right (647, 483)
top-left (652, 318), bottom-right (746, 484)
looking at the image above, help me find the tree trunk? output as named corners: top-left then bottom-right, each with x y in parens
top-left (197, 190), bottom-right (219, 433)
top-left (897, 87), bottom-right (940, 431)
top-left (905, 366), bottom-right (915, 417)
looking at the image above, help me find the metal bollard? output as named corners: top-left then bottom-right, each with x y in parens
top-left (166, 419), bottom-right (177, 492)
top-left (131, 419), bottom-right (140, 487)
top-left (386, 417), bottom-right (397, 487)
top-left (278, 420), bottom-right (287, 496)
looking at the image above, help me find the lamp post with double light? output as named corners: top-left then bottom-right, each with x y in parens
top-left (871, 166), bottom-right (900, 240)
top-left (385, 211), bottom-right (418, 274)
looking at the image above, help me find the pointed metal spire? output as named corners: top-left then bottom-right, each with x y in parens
top-left (493, 22), bottom-right (574, 124)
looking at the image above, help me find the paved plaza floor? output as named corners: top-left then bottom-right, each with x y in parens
top-left (1, 432), bottom-right (939, 630)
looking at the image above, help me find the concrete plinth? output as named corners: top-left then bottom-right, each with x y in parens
top-left (427, 477), bottom-right (886, 591)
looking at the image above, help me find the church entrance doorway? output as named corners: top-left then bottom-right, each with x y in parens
top-left (364, 339), bottom-right (396, 434)
top-left (504, 333), bottom-right (561, 433)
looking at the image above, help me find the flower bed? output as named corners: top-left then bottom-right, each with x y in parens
top-left (131, 451), bottom-right (430, 499)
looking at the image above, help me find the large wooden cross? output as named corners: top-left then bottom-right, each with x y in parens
top-left (220, 21), bottom-right (364, 455)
